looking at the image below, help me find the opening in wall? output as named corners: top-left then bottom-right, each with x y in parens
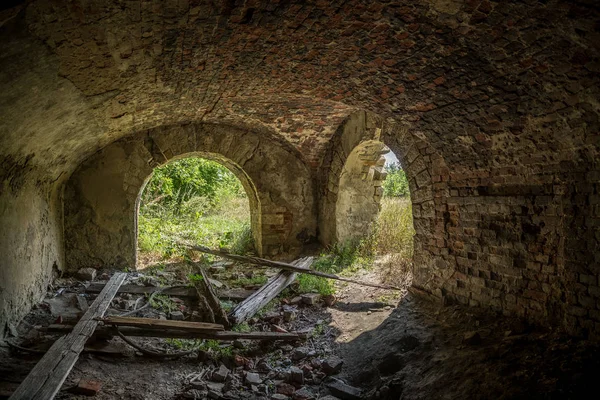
top-left (135, 156), bottom-right (258, 269)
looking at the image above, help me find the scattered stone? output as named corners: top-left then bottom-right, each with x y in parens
top-left (205, 382), bottom-right (224, 398)
top-left (169, 311), bottom-right (185, 320)
top-left (290, 296), bottom-right (303, 305)
top-left (245, 372), bottom-right (262, 386)
top-left (212, 365), bottom-right (230, 382)
top-left (77, 268), bottom-right (97, 281)
top-left (293, 387), bottom-right (315, 400)
top-left (326, 379), bottom-right (362, 400)
top-left (289, 366), bottom-right (304, 384)
top-left (301, 293), bottom-right (321, 305)
top-left (277, 383), bottom-right (296, 396)
top-left (283, 309), bottom-right (297, 322)
top-left (319, 396), bottom-right (341, 400)
top-left (322, 356), bottom-right (343, 375)
top-left (463, 331), bottom-right (482, 346)
top-left (69, 379), bottom-right (103, 396)
top-left (233, 340), bottom-right (245, 349)
top-left (292, 347), bottom-right (310, 361)
top-left (272, 394), bottom-right (289, 400)
top-left (323, 294), bottom-right (336, 307)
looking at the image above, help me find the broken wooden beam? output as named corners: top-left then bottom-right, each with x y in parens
top-left (86, 283), bottom-right (255, 301)
top-left (192, 266), bottom-right (230, 327)
top-left (9, 272), bottom-right (127, 400)
top-left (86, 283), bottom-right (198, 297)
top-left (44, 324), bottom-right (304, 341)
top-left (100, 316), bottom-right (224, 333)
top-left (184, 244), bottom-right (402, 290)
top-left (229, 257), bottom-right (313, 324)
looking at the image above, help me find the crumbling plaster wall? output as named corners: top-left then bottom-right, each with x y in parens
top-left (335, 140), bottom-right (388, 244)
top-left (64, 123), bottom-right (317, 269)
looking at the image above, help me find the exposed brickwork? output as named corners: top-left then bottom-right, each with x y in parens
top-left (0, 0), bottom-right (598, 338)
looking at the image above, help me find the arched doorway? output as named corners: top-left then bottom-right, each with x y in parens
top-left (135, 154), bottom-right (261, 268)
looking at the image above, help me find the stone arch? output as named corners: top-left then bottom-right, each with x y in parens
top-left (134, 152), bottom-right (262, 264)
top-left (63, 123), bottom-right (317, 270)
top-left (319, 110), bottom-right (449, 294)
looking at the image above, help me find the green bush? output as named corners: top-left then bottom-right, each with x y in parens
top-left (138, 158), bottom-right (253, 260)
top-left (382, 162), bottom-right (409, 198)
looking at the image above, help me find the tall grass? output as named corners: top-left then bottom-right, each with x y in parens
top-left (137, 160), bottom-right (253, 263)
top-left (371, 197), bottom-right (414, 258)
top-left (300, 197), bottom-right (414, 294)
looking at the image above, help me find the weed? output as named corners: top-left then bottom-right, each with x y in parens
top-left (232, 322), bottom-right (252, 333)
top-left (297, 274), bottom-right (335, 296)
top-left (188, 273), bottom-right (204, 283)
top-left (197, 339), bottom-right (233, 359)
top-left (166, 338), bottom-right (200, 350)
top-left (312, 322), bottom-right (326, 337)
top-left (149, 294), bottom-right (177, 313)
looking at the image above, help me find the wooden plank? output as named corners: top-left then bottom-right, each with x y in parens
top-left (86, 283), bottom-right (198, 297)
top-left (87, 283), bottom-right (256, 301)
top-left (101, 316), bottom-right (224, 332)
top-left (192, 266), bottom-right (229, 327)
top-left (45, 324), bottom-right (303, 341)
top-left (218, 288), bottom-right (255, 301)
top-left (10, 272), bottom-right (126, 400)
top-left (229, 257), bottom-right (313, 324)
top-left (185, 244), bottom-right (401, 290)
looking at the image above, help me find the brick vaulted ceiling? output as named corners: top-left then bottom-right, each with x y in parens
top-left (1, 0), bottom-right (599, 179)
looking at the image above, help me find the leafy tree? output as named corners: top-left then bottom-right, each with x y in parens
top-left (382, 162), bottom-right (409, 197)
top-left (142, 158), bottom-right (246, 212)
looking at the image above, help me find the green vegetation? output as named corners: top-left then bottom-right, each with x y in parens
top-left (138, 158), bottom-right (254, 261)
top-left (232, 322), bottom-right (252, 333)
top-left (382, 162), bottom-right (409, 198)
top-left (149, 293), bottom-right (178, 313)
top-left (230, 274), bottom-right (268, 288)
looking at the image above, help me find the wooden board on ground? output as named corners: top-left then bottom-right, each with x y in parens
top-left (218, 288), bottom-right (255, 301)
top-left (45, 324), bottom-right (303, 341)
top-left (86, 283), bottom-right (198, 297)
top-left (229, 257), bottom-right (313, 324)
top-left (9, 272), bottom-right (127, 400)
top-left (86, 284), bottom-right (256, 301)
top-left (101, 316), bottom-right (224, 332)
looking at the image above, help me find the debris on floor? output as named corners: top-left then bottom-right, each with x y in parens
top-left (2, 251), bottom-right (600, 399)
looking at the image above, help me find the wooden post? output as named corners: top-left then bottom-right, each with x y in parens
top-left (10, 273), bottom-right (127, 400)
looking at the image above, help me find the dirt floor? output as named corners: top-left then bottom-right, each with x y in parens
top-left (2, 255), bottom-right (600, 400)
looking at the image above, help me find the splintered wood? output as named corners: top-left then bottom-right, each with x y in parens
top-left (9, 273), bottom-right (127, 400)
top-left (229, 257), bottom-right (314, 324)
top-left (192, 266), bottom-right (230, 327)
